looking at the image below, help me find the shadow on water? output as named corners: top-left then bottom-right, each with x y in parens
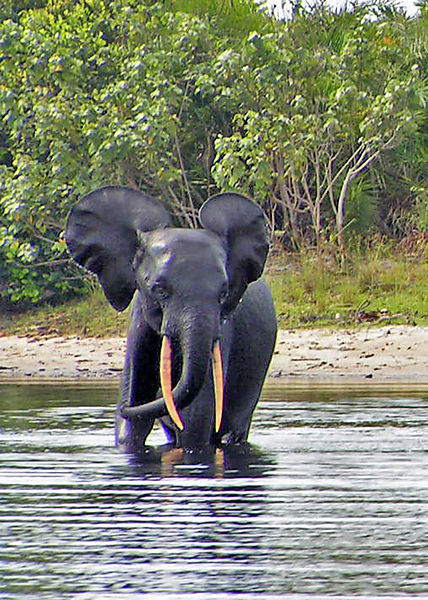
top-left (1, 380), bottom-right (428, 599)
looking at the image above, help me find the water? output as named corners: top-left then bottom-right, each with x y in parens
top-left (1, 381), bottom-right (427, 599)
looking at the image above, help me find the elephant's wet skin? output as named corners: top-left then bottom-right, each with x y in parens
top-left (65, 186), bottom-right (277, 450)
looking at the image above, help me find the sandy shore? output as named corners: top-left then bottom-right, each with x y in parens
top-left (0, 325), bottom-right (427, 382)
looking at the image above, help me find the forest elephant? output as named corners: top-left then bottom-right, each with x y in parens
top-left (65, 186), bottom-right (277, 450)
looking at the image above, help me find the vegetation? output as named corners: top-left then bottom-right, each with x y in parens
top-left (0, 0), bottom-right (427, 320)
top-left (269, 241), bottom-right (428, 328)
top-left (2, 240), bottom-right (427, 336)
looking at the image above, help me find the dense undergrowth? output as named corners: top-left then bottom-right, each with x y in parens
top-left (268, 242), bottom-right (428, 328)
top-left (1, 0), bottom-right (428, 306)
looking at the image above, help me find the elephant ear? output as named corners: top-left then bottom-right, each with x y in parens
top-left (65, 186), bottom-right (171, 311)
top-left (199, 192), bottom-right (269, 312)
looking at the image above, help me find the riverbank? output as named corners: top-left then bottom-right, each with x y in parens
top-left (1, 325), bottom-right (427, 382)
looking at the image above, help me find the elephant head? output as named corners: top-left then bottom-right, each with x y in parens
top-left (65, 186), bottom-right (269, 431)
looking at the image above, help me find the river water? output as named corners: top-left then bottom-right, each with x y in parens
top-left (1, 381), bottom-right (427, 599)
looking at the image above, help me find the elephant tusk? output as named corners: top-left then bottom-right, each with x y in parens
top-left (160, 336), bottom-right (184, 431)
top-left (212, 340), bottom-right (224, 433)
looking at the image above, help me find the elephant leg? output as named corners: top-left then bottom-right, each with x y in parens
top-left (220, 279), bottom-right (277, 444)
top-left (116, 295), bottom-right (161, 448)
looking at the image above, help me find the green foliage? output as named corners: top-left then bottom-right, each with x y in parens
top-left (0, 0), bottom-right (427, 308)
top-left (268, 246), bottom-right (428, 328)
top-left (170, 0), bottom-right (272, 35)
top-left (0, 286), bottom-right (129, 336)
top-left (345, 178), bottom-right (379, 236)
top-left (211, 3), bottom-right (427, 250)
top-left (413, 193), bottom-right (428, 231)
top-left (0, 0), bottom-right (48, 21)
top-left (0, 0), bottom-right (232, 303)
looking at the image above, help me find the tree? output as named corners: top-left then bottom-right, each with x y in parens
top-left (212, 3), bottom-right (427, 255)
top-left (0, 0), bottom-right (238, 302)
top-left (1, 0), bottom-right (426, 306)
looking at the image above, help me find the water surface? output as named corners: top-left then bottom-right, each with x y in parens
top-left (1, 382), bottom-right (427, 599)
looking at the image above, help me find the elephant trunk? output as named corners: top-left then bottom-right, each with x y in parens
top-left (121, 311), bottom-right (224, 431)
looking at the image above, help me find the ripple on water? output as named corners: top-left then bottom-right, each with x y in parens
top-left (0, 382), bottom-right (427, 598)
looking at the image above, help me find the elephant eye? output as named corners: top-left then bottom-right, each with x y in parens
top-left (151, 281), bottom-right (169, 302)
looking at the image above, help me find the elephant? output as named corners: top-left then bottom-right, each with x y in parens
top-left (65, 186), bottom-right (277, 450)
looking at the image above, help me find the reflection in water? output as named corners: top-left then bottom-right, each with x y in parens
top-left (126, 442), bottom-right (276, 479)
top-left (0, 382), bottom-right (427, 598)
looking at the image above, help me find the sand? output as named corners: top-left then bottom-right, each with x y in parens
top-left (0, 325), bottom-right (427, 382)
